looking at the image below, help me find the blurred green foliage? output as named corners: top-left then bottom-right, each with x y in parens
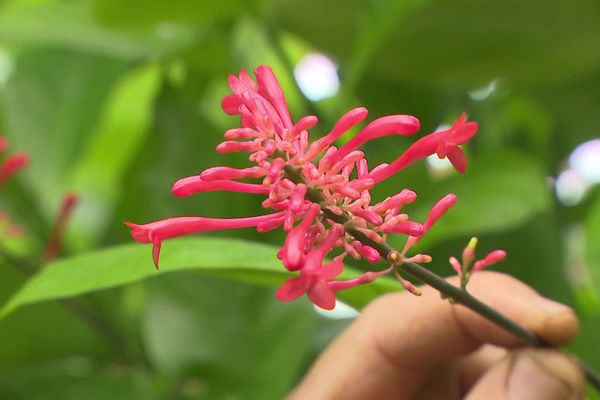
top-left (0, 0), bottom-right (599, 398)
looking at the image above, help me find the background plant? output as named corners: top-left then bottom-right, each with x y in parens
top-left (0, 0), bottom-right (600, 399)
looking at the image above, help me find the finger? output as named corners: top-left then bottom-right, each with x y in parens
top-left (289, 272), bottom-right (578, 400)
top-left (414, 346), bottom-right (507, 400)
top-left (465, 349), bottom-right (585, 400)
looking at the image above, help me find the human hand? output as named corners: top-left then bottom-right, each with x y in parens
top-left (289, 272), bottom-right (584, 399)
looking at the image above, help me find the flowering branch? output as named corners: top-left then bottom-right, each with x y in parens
top-left (125, 65), bottom-right (600, 391)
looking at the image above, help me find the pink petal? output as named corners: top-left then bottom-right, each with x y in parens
top-left (152, 241), bottom-right (161, 270)
top-left (319, 255), bottom-right (345, 280)
top-left (307, 280), bottom-right (337, 310)
top-left (446, 146), bottom-right (467, 174)
top-left (450, 120), bottom-right (478, 144)
top-left (275, 277), bottom-right (310, 301)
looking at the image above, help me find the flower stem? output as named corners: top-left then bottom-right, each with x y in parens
top-left (283, 165), bottom-right (600, 391)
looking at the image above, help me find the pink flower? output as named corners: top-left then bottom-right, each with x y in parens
top-left (435, 113), bottom-right (478, 173)
top-left (369, 113), bottom-right (478, 182)
top-left (126, 66), bottom-right (480, 308)
top-left (126, 212), bottom-right (286, 269)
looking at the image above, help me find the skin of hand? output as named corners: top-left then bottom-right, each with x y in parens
top-left (289, 272), bottom-right (585, 400)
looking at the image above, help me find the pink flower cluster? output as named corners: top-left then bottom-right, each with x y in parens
top-left (0, 136), bottom-right (29, 237)
top-left (126, 66), bottom-right (480, 310)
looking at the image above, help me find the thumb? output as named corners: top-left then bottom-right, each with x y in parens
top-left (466, 349), bottom-right (585, 400)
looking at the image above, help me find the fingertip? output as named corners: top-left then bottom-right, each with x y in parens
top-left (466, 349), bottom-right (585, 400)
top-left (535, 298), bottom-right (579, 346)
top-left (453, 272), bottom-right (580, 348)
top-left (507, 349), bottom-right (585, 400)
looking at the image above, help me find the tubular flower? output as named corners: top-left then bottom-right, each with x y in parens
top-left (126, 66), bottom-right (479, 309)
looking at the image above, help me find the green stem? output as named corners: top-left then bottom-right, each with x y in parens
top-left (283, 165), bottom-right (600, 391)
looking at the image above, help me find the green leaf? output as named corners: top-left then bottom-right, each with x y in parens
top-left (0, 237), bottom-right (402, 318)
top-left (142, 273), bottom-right (316, 399)
top-left (2, 46), bottom-right (128, 216)
top-left (0, 360), bottom-right (161, 400)
top-left (409, 150), bottom-right (552, 249)
top-left (93, 0), bottom-right (252, 28)
top-left (67, 64), bottom-right (162, 250)
top-left (0, 2), bottom-right (196, 59)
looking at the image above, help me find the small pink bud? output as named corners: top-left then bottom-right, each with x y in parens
top-left (473, 250), bottom-right (507, 272)
top-left (461, 237), bottom-right (478, 266)
top-left (357, 159), bottom-right (369, 178)
top-left (292, 115), bottom-right (319, 136)
top-left (373, 189), bottom-right (417, 213)
top-left (200, 166), bottom-right (267, 181)
top-left (224, 128), bottom-right (260, 140)
top-left (449, 256), bottom-right (462, 275)
top-left (381, 221), bottom-right (424, 236)
top-left (172, 176), bottom-right (268, 197)
top-left (423, 194), bottom-right (457, 232)
top-left (278, 204), bottom-right (320, 271)
top-left (216, 140), bottom-right (262, 154)
top-left (351, 241), bottom-right (381, 264)
top-left (325, 114), bottom-right (420, 167)
top-left (405, 254), bottom-right (432, 264)
top-left (302, 107), bottom-right (368, 162)
top-left (351, 209), bottom-right (383, 226)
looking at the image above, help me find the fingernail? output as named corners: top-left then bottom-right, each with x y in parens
top-left (538, 297), bottom-right (573, 314)
top-left (508, 351), bottom-right (579, 400)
